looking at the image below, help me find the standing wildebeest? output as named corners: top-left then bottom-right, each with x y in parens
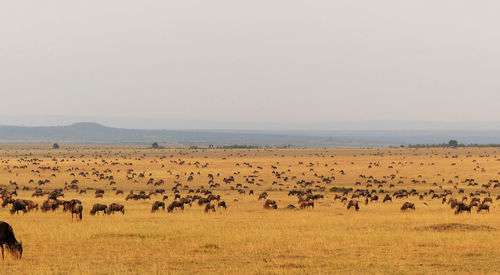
top-left (71, 203), bottom-right (83, 220)
top-left (300, 200), bottom-right (314, 209)
top-left (477, 204), bottom-right (490, 213)
top-left (107, 203), bottom-right (125, 215)
top-left (10, 201), bottom-right (27, 215)
top-left (0, 222), bottom-right (22, 259)
top-left (217, 201), bottom-right (227, 209)
top-left (152, 201), bottom-right (165, 212)
top-left (347, 200), bottom-right (359, 211)
top-left (204, 203), bottom-right (215, 213)
top-left (400, 202), bottom-right (415, 211)
top-left (90, 204), bottom-right (107, 215)
top-left (167, 201), bottom-right (184, 213)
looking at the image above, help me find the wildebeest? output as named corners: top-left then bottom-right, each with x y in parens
top-left (167, 201), bottom-right (184, 212)
top-left (0, 222), bottom-right (22, 259)
top-left (400, 202), bottom-right (415, 211)
top-left (477, 204), bottom-right (490, 213)
top-left (454, 202), bottom-right (471, 215)
top-left (107, 203), bottom-right (125, 215)
top-left (71, 203), bottom-right (83, 220)
top-left (152, 201), bottom-right (165, 212)
top-left (217, 201), bottom-right (227, 209)
top-left (347, 200), bottom-right (359, 211)
top-left (90, 204), bottom-right (107, 215)
top-left (41, 199), bottom-right (61, 212)
top-left (204, 203), bottom-right (216, 213)
top-left (383, 195), bottom-right (392, 203)
top-left (300, 200), bottom-right (314, 209)
top-left (263, 199), bottom-right (277, 209)
top-left (258, 192), bottom-right (268, 200)
top-left (10, 201), bottom-right (27, 215)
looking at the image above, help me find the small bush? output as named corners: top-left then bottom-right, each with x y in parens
top-left (329, 187), bottom-right (352, 193)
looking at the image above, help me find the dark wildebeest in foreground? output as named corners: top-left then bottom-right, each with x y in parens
top-left (204, 203), bottom-right (215, 213)
top-left (347, 200), bottom-right (359, 211)
top-left (0, 222), bottom-right (22, 259)
top-left (217, 201), bottom-right (227, 209)
top-left (167, 201), bottom-right (184, 213)
top-left (107, 203), bottom-right (125, 215)
top-left (90, 204), bottom-right (107, 215)
top-left (152, 201), bottom-right (165, 212)
top-left (400, 202), bottom-right (415, 211)
top-left (454, 202), bottom-right (471, 215)
top-left (71, 203), bottom-right (83, 220)
top-left (10, 201), bottom-right (27, 215)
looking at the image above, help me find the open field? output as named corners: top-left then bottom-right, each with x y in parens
top-left (0, 145), bottom-right (499, 274)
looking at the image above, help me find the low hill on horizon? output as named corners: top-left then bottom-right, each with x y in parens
top-left (2, 122), bottom-right (500, 147)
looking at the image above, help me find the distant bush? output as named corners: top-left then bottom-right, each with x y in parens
top-left (151, 142), bottom-right (165, 149)
top-left (52, 143), bottom-right (60, 149)
top-left (329, 187), bottom-right (352, 193)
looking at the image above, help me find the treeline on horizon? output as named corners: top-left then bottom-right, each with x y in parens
top-left (406, 139), bottom-right (500, 148)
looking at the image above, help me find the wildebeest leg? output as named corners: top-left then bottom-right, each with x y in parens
top-left (1, 245), bottom-right (3, 259)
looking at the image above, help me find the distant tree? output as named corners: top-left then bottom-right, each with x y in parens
top-left (448, 140), bottom-right (458, 147)
top-left (52, 143), bottom-right (60, 149)
top-left (152, 142), bottom-right (160, 149)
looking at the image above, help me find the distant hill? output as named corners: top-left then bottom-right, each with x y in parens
top-left (2, 122), bottom-right (500, 147)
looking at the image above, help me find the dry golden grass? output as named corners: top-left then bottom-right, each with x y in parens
top-left (0, 145), bottom-right (498, 274)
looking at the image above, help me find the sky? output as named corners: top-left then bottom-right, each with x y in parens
top-left (1, 1), bottom-right (500, 128)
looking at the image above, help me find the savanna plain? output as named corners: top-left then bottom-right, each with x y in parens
top-left (0, 145), bottom-right (499, 274)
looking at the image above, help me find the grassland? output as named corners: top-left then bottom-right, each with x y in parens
top-left (0, 145), bottom-right (498, 274)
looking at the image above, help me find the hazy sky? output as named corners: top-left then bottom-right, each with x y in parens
top-left (1, 1), bottom-right (499, 125)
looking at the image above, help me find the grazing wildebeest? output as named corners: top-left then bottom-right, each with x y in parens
top-left (107, 203), bottom-right (125, 215)
top-left (162, 195), bottom-right (169, 201)
top-left (10, 201), bottom-right (27, 215)
top-left (477, 204), bottom-right (490, 213)
top-left (167, 201), bottom-right (184, 213)
top-left (217, 201), bottom-right (227, 209)
top-left (204, 203), bottom-right (216, 213)
top-left (263, 199), bottom-right (277, 209)
top-left (454, 202), bottom-right (471, 215)
top-left (300, 200), bottom-right (314, 209)
top-left (347, 200), bottom-right (359, 211)
top-left (152, 201), bottom-right (165, 212)
top-left (90, 204), bottom-right (107, 215)
top-left (400, 202), bottom-right (415, 211)
top-left (41, 199), bottom-right (61, 212)
top-left (24, 200), bottom-right (38, 212)
top-left (71, 203), bottom-right (83, 220)
top-left (1, 198), bottom-right (14, 208)
top-left (0, 222), bottom-right (22, 259)
top-left (383, 195), bottom-right (392, 203)
top-left (258, 192), bottom-right (268, 200)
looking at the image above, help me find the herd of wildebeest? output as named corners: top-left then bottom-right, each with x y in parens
top-left (0, 148), bottom-right (498, 260)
